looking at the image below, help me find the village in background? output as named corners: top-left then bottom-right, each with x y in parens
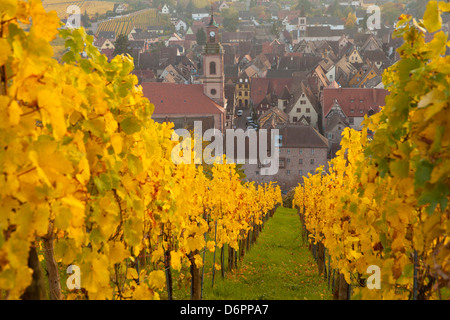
top-left (44, 0), bottom-right (447, 192)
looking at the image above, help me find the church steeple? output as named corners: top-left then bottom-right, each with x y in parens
top-left (204, 6), bottom-right (222, 54)
top-left (202, 8), bottom-right (225, 109)
top-left (208, 5), bottom-right (217, 26)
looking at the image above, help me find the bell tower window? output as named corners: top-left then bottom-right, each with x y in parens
top-left (210, 61), bottom-right (216, 75)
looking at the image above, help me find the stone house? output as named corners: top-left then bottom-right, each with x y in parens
top-left (242, 124), bottom-right (329, 192)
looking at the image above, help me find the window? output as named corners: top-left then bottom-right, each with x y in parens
top-left (311, 148), bottom-right (314, 154)
top-left (209, 61), bottom-right (216, 75)
top-left (299, 170), bottom-right (303, 175)
top-left (211, 89), bottom-right (216, 95)
top-left (306, 108), bottom-right (310, 113)
top-left (287, 158), bottom-right (290, 164)
top-left (287, 170), bottom-right (290, 175)
top-left (297, 108), bottom-right (301, 113)
top-left (293, 116), bottom-right (297, 122)
top-left (350, 109), bottom-right (354, 113)
top-left (255, 171), bottom-right (259, 175)
top-left (287, 149), bottom-right (290, 154)
top-left (300, 100), bottom-right (306, 104)
top-left (244, 91), bottom-right (248, 96)
top-left (349, 118), bottom-right (354, 124)
top-left (299, 149), bottom-right (303, 154)
top-left (299, 159), bottom-right (303, 164)
top-left (360, 109), bottom-right (364, 114)
top-left (239, 91), bottom-right (242, 96)
top-left (311, 159), bottom-right (314, 165)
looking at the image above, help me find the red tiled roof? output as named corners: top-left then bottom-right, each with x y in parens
top-left (250, 78), bottom-right (294, 107)
top-left (141, 83), bottom-right (225, 115)
top-left (132, 69), bottom-right (155, 82)
top-left (185, 33), bottom-right (197, 41)
top-left (100, 48), bottom-right (115, 62)
top-left (323, 88), bottom-right (389, 117)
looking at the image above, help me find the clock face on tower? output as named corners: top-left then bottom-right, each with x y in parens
top-left (209, 30), bottom-right (216, 43)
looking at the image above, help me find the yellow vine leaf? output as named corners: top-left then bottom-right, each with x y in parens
top-left (148, 270), bottom-right (166, 290)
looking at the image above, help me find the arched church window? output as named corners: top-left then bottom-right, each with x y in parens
top-left (210, 61), bottom-right (216, 75)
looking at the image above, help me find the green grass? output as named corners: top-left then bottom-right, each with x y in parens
top-left (36, 206), bottom-right (450, 300)
top-left (175, 207), bottom-right (332, 300)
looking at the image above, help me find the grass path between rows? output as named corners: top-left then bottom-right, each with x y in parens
top-left (201, 207), bottom-right (332, 300)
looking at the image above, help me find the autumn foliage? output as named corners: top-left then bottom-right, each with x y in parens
top-left (0, 0), bottom-right (282, 300)
top-left (294, 1), bottom-right (450, 300)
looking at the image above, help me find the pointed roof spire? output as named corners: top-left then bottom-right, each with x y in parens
top-left (208, 4), bottom-right (218, 27)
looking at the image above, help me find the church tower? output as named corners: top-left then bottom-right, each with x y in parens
top-left (298, 6), bottom-right (307, 39)
top-left (202, 9), bottom-right (225, 107)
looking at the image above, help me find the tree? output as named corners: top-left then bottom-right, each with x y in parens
top-left (270, 19), bottom-right (283, 38)
top-left (196, 28), bottom-right (206, 46)
top-left (327, 0), bottom-right (344, 18)
top-left (186, 0), bottom-right (194, 16)
top-left (295, 0), bottom-right (313, 16)
top-left (81, 10), bottom-right (91, 28)
top-left (381, 2), bottom-right (404, 27)
top-left (344, 12), bottom-right (357, 29)
top-left (222, 8), bottom-right (239, 32)
top-left (250, 5), bottom-right (269, 21)
top-left (113, 34), bottom-right (132, 57)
